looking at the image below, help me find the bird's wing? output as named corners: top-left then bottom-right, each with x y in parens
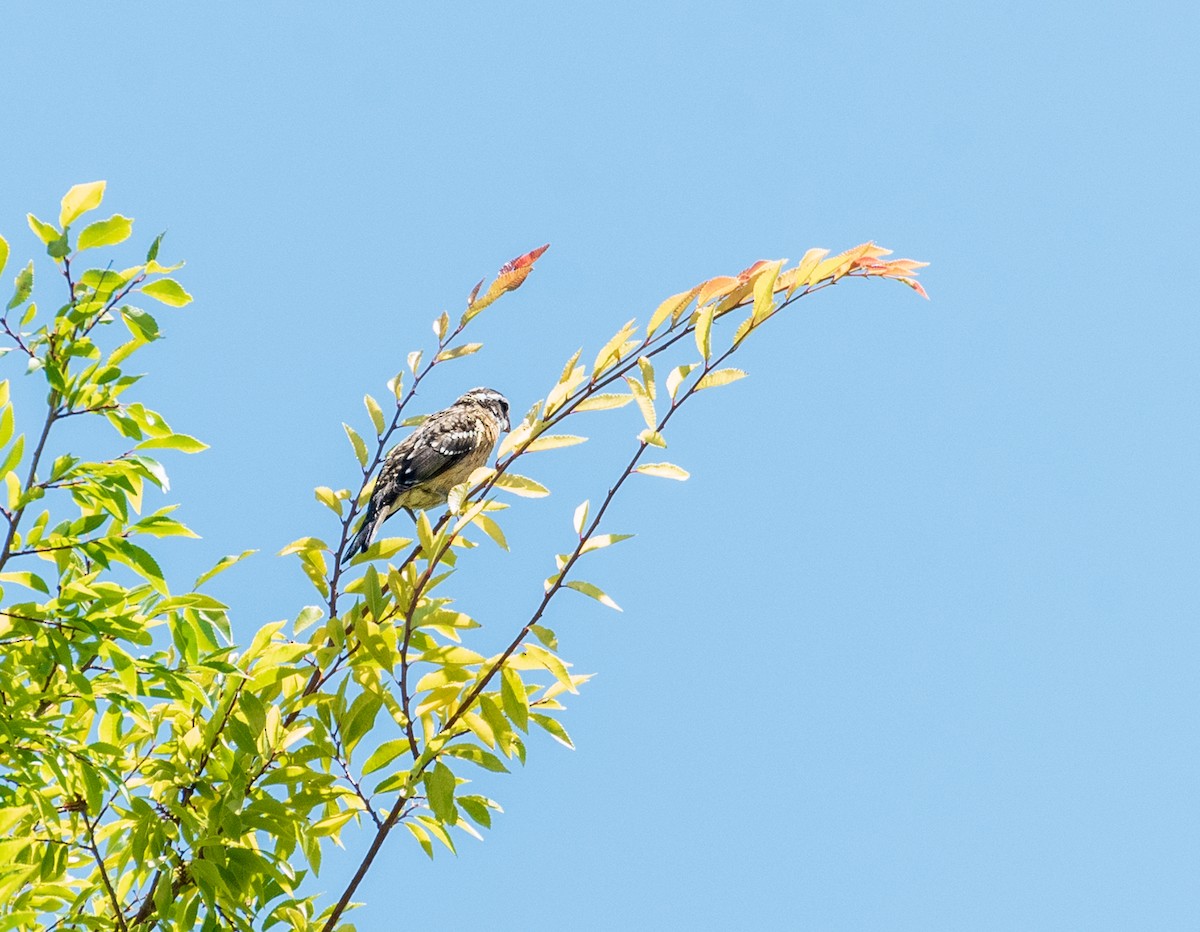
top-left (377, 410), bottom-right (481, 497)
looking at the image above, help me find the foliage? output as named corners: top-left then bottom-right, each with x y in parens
top-left (0, 183), bottom-right (927, 930)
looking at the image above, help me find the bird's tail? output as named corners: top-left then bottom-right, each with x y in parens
top-left (343, 510), bottom-right (378, 564)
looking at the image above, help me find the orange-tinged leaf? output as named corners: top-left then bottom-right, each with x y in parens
top-left (719, 262), bottom-right (786, 313)
top-left (466, 244), bottom-right (551, 319)
top-left (695, 276), bottom-right (738, 307)
top-left (897, 277), bottom-right (930, 299)
top-left (879, 258), bottom-right (930, 276)
top-left (499, 243), bottom-right (550, 273)
top-left (737, 259), bottom-right (771, 281)
top-left (808, 242), bottom-right (873, 283)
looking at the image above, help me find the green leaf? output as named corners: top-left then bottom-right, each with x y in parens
top-left (638, 429), bottom-right (667, 448)
top-left (344, 423), bottom-right (369, 467)
top-left (7, 261), bottom-right (33, 310)
top-left (425, 762), bottom-right (458, 825)
top-left (492, 472), bottom-right (549, 498)
top-left (444, 743), bottom-right (510, 772)
top-left (109, 540), bottom-right (168, 594)
top-left (458, 795), bottom-right (495, 829)
top-left (140, 277), bottom-right (192, 306)
top-left (59, 180), bottom-right (106, 227)
top-left (195, 549), bottom-right (256, 588)
top-left (0, 570), bottom-right (49, 594)
top-left (500, 666), bottom-right (529, 732)
top-left (120, 307), bottom-right (160, 342)
top-left (361, 738), bottom-right (410, 775)
top-left (146, 231), bottom-right (165, 262)
top-left (695, 367), bottom-right (748, 391)
top-left (134, 432), bottom-right (209, 453)
top-left (0, 234), bottom-right (7, 278)
top-left (530, 712), bottom-right (575, 749)
top-left (564, 579), bottom-right (622, 612)
top-left (47, 231), bottom-right (70, 260)
top-left (573, 499), bottom-right (589, 535)
top-left (635, 462), bottom-right (689, 481)
top-left (77, 214), bottom-right (134, 251)
top-left (530, 623), bottom-right (558, 650)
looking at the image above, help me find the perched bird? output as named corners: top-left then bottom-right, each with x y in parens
top-left (344, 387), bottom-right (511, 561)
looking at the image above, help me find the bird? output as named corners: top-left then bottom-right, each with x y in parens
top-left (343, 387), bottom-right (511, 561)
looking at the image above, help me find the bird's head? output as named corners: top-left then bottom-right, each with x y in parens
top-left (458, 386), bottom-right (511, 432)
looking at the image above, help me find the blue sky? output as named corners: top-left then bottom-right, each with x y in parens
top-left (2, 1), bottom-right (1198, 929)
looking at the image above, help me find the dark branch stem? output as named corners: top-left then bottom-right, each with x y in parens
top-left (0, 393), bottom-right (59, 573)
top-left (82, 810), bottom-right (129, 932)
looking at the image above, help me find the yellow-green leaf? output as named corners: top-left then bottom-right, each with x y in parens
top-left (525, 434), bottom-right (588, 452)
top-left (694, 305), bottom-right (715, 360)
top-left (530, 712), bottom-right (575, 749)
top-left (751, 260), bottom-right (783, 323)
top-left (343, 423), bottom-right (369, 467)
top-left (134, 433), bottom-right (209, 454)
top-left (572, 392), bottom-right (632, 413)
top-left (26, 214), bottom-right (58, 245)
top-left (59, 181), bottom-right (106, 227)
top-left (695, 368), bottom-right (748, 391)
top-left (472, 513), bottom-right (508, 550)
top-left (636, 462), bottom-right (689, 481)
top-left (194, 549), bottom-right (256, 588)
top-left (579, 533), bottom-right (633, 554)
top-left (434, 342), bottom-right (483, 363)
top-left (77, 215), bottom-right (134, 252)
top-left (666, 363), bottom-right (696, 399)
top-left (593, 319), bottom-right (637, 376)
top-left (647, 287), bottom-right (698, 337)
top-left (492, 472), bottom-right (549, 498)
top-left (7, 261), bottom-right (33, 311)
top-left (140, 277), bottom-right (192, 306)
top-left (573, 500), bottom-right (589, 535)
top-left (625, 377), bottom-right (656, 430)
top-left (564, 579), bottom-right (622, 612)
top-left (523, 643), bottom-right (579, 690)
top-left (0, 234), bottom-right (7, 278)
top-left (364, 394), bottom-right (385, 434)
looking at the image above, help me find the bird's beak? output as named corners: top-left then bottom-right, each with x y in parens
top-left (502, 412), bottom-right (511, 432)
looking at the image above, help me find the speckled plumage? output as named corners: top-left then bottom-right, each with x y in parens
top-left (344, 387), bottom-right (510, 561)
